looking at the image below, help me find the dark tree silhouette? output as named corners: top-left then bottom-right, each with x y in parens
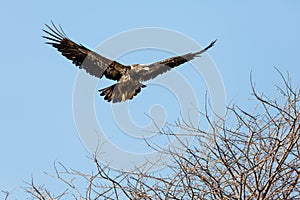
top-left (20, 70), bottom-right (300, 199)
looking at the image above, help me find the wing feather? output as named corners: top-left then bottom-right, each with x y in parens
top-left (43, 22), bottom-right (129, 80)
top-left (140, 40), bottom-right (217, 81)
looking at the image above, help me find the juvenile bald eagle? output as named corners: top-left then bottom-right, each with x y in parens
top-left (43, 22), bottom-right (216, 103)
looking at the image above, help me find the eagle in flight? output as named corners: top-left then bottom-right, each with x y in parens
top-left (43, 22), bottom-right (216, 103)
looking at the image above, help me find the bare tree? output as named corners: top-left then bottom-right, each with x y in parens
top-left (1, 190), bottom-right (10, 200)
top-left (22, 70), bottom-right (300, 199)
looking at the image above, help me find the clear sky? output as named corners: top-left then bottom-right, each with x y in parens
top-left (1, 1), bottom-right (300, 198)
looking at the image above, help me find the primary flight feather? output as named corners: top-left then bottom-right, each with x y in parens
top-left (43, 22), bottom-right (216, 103)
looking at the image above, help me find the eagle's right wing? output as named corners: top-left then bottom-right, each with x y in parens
top-left (43, 22), bottom-right (129, 81)
top-left (140, 40), bottom-right (217, 81)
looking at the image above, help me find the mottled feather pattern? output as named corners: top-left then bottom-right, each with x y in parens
top-left (43, 22), bottom-right (128, 81)
top-left (43, 22), bottom-right (216, 103)
top-left (140, 39), bottom-right (217, 81)
top-left (99, 82), bottom-right (146, 103)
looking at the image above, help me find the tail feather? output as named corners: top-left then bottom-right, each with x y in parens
top-left (99, 82), bottom-right (146, 103)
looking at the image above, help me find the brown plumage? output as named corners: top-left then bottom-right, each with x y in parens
top-left (43, 22), bottom-right (216, 103)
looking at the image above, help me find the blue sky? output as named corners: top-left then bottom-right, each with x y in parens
top-left (1, 1), bottom-right (300, 198)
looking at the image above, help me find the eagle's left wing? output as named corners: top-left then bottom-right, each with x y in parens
top-left (139, 40), bottom-right (217, 82)
top-left (43, 22), bottom-right (129, 81)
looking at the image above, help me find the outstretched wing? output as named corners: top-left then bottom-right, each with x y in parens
top-left (139, 40), bottom-right (217, 81)
top-left (43, 22), bottom-right (129, 81)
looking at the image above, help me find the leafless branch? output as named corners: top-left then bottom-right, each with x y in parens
top-left (17, 70), bottom-right (300, 199)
